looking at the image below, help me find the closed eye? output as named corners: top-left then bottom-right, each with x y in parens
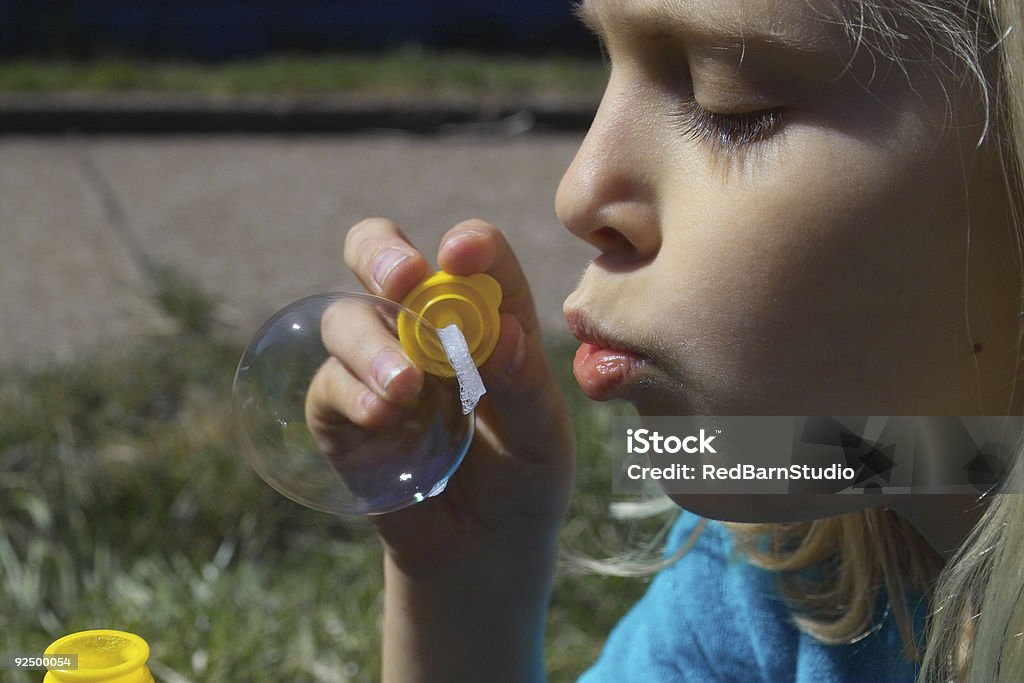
top-left (671, 95), bottom-right (784, 147)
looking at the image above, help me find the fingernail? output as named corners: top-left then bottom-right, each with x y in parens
top-left (441, 230), bottom-right (482, 251)
top-left (506, 327), bottom-right (527, 375)
top-left (373, 348), bottom-right (410, 391)
top-left (359, 388), bottom-right (379, 414)
top-left (372, 248), bottom-right (411, 291)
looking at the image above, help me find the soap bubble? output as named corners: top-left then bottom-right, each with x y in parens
top-left (233, 293), bottom-right (473, 515)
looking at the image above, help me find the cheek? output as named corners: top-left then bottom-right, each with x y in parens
top-left (653, 133), bottom-right (976, 413)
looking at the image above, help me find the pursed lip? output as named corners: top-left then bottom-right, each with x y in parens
top-left (564, 308), bottom-right (648, 400)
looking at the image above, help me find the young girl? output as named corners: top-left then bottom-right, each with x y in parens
top-left (305, 0), bottom-right (1024, 680)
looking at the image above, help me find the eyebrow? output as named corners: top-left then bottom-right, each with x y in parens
top-left (574, 0), bottom-right (839, 59)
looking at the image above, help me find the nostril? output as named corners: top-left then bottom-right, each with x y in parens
top-left (591, 226), bottom-right (637, 255)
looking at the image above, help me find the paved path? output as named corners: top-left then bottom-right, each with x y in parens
top-left (0, 133), bottom-right (591, 366)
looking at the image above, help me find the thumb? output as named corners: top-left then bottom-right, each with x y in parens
top-left (437, 219), bottom-right (543, 342)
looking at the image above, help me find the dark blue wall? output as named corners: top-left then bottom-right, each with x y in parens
top-left (0, 1), bottom-right (593, 59)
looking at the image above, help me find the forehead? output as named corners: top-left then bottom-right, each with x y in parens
top-left (577, 0), bottom-right (844, 53)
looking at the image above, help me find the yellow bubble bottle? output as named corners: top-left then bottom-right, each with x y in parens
top-left (398, 271), bottom-right (502, 376)
top-left (43, 630), bottom-right (153, 683)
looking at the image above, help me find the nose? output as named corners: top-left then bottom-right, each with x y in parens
top-left (555, 80), bottom-right (661, 261)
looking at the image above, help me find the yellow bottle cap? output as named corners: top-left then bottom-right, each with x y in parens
top-left (399, 271), bottom-right (502, 376)
top-left (43, 630), bottom-right (153, 683)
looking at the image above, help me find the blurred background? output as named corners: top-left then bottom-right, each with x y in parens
top-left (0, 0), bottom-right (593, 59)
top-left (0, 3), bottom-right (660, 681)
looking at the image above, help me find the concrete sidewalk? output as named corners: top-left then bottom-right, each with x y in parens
top-left (0, 92), bottom-right (598, 134)
top-left (0, 131), bottom-right (592, 366)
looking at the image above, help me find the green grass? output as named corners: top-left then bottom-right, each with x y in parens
top-left (0, 49), bottom-right (607, 98)
top-left (0, 271), bottom-right (664, 682)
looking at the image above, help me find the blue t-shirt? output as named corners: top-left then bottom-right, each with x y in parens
top-left (578, 512), bottom-right (925, 682)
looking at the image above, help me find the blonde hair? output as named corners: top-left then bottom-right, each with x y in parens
top-left (920, 455), bottom-right (1024, 681)
top-left (725, 511), bottom-right (942, 660)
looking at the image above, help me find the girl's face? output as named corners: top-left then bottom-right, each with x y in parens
top-left (559, 0), bottom-right (1020, 425)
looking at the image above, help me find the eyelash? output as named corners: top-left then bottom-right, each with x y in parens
top-left (671, 95), bottom-right (784, 147)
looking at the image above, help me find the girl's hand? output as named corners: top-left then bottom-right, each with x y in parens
top-left (305, 217), bottom-right (576, 578)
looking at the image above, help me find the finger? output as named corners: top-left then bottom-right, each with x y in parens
top-left (320, 297), bottom-right (425, 404)
top-left (304, 357), bottom-right (408, 495)
top-left (344, 217), bottom-right (431, 299)
top-left (436, 219), bottom-right (542, 339)
top-left (305, 356), bottom-right (404, 435)
top-left (474, 313), bottom-right (574, 463)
